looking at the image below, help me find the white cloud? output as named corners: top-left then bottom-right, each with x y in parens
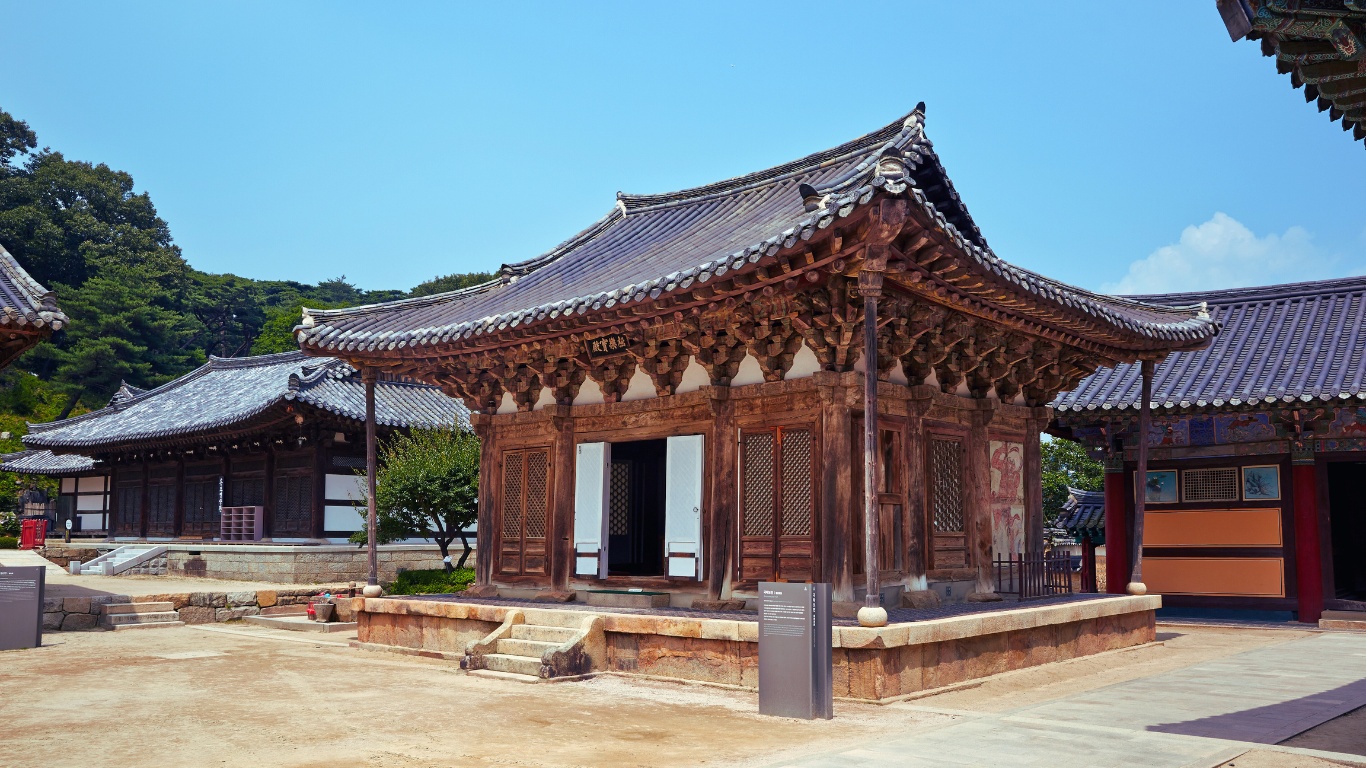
top-left (1102, 213), bottom-right (1338, 295)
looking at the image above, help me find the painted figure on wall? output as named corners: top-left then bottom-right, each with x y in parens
top-left (1328, 408), bottom-right (1366, 437)
top-left (1215, 413), bottom-right (1277, 444)
top-left (1146, 417), bottom-right (1190, 447)
top-left (989, 440), bottom-right (1025, 558)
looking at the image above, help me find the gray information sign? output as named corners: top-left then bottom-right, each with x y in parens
top-left (0, 565), bottom-right (45, 650)
top-left (758, 582), bottom-right (832, 719)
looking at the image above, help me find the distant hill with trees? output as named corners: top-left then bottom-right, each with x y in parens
top-left (0, 106), bottom-right (490, 417)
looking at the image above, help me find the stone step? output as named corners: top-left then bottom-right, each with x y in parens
top-left (103, 602), bottom-right (174, 615)
top-left (521, 608), bottom-right (595, 629)
top-left (102, 611), bottom-right (180, 626)
top-left (242, 615), bottom-right (358, 634)
top-left (260, 605), bottom-right (308, 617)
top-left (496, 638), bottom-right (558, 657)
top-left (1320, 611), bottom-right (1366, 632)
top-left (510, 624), bottom-right (578, 643)
top-left (482, 653), bottom-right (543, 677)
top-left (108, 621), bottom-right (185, 632)
top-left (467, 669), bottom-right (542, 684)
top-left (585, 590), bottom-right (670, 609)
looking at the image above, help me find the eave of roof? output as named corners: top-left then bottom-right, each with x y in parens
top-left (0, 449), bottom-right (96, 476)
top-left (295, 105), bottom-right (1216, 361)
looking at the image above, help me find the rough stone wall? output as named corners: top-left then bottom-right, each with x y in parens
top-left (40, 585), bottom-right (357, 632)
top-left (356, 609), bottom-right (500, 654)
top-left (166, 548), bottom-right (457, 584)
top-left (123, 555), bottom-right (167, 576)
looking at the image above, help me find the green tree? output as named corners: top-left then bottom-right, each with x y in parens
top-left (411, 271), bottom-right (495, 297)
top-left (350, 427), bottom-right (479, 571)
top-left (1042, 437), bottom-right (1104, 529)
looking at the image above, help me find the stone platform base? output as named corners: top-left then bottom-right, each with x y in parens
top-left (352, 595), bottom-right (1159, 702)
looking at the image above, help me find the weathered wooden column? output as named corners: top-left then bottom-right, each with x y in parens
top-left (857, 269), bottom-right (887, 626)
top-left (1128, 359), bottom-right (1153, 595)
top-left (967, 404), bottom-right (997, 598)
top-left (1023, 409), bottom-right (1047, 554)
top-left (706, 389), bottom-right (736, 602)
top-left (1102, 449), bottom-right (1129, 594)
top-left (904, 394), bottom-right (930, 592)
top-left (172, 456), bottom-right (186, 538)
top-left (362, 367), bottom-right (380, 595)
top-left (1290, 441), bottom-right (1323, 624)
top-left (549, 408), bottom-right (575, 594)
top-left (816, 371), bottom-right (854, 602)
top-left (471, 414), bottom-right (497, 590)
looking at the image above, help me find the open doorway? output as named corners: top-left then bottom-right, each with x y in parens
top-left (607, 439), bottom-right (666, 576)
top-left (1327, 462), bottom-right (1366, 601)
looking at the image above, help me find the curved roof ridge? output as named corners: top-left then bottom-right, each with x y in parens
top-left (1123, 274), bottom-right (1366, 306)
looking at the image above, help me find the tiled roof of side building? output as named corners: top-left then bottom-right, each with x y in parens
top-left (22, 351), bottom-right (470, 451)
top-left (1053, 275), bottom-right (1366, 413)
top-left (1058, 486), bottom-right (1105, 541)
top-left (0, 242), bottom-right (68, 369)
top-left (0, 449), bottom-right (96, 476)
top-left (295, 105), bottom-right (1216, 358)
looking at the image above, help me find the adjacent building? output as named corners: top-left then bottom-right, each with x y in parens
top-left (294, 106), bottom-right (1217, 606)
top-left (0, 242), bottom-right (68, 370)
top-left (1053, 276), bottom-right (1366, 622)
top-left (7, 351), bottom-right (468, 541)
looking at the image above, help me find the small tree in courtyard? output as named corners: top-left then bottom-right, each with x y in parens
top-left (1042, 436), bottom-right (1103, 530)
top-left (350, 427), bottom-right (479, 571)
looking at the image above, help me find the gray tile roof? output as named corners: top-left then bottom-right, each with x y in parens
top-left (1058, 487), bottom-right (1105, 541)
top-left (0, 449), bottom-right (95, 476)
top-left (23, 351), bottom-right (470, 451)
top-left (0, 242), bottom-right (67, 369)
top-left (296, 106), bottom-right (1215, 357)
top-left (1053, 275), bottom-right (1366, 413)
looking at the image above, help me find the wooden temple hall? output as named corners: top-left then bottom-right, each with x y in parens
top-left (6, 352), bottom-right (467, 541)
top-left (296, 105), bottom-right (1217, 616)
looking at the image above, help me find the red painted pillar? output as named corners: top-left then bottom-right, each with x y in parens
top-left (1104, 461), bottom-right (1129, 594)
top-left (1291, 459), bottom-right (1323, 624)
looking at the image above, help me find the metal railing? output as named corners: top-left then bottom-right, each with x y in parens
top-left (993, 551), bottom-right (1074, 600)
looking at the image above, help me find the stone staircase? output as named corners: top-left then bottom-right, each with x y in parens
top-left (74, 545), bottom-right (167, 576)
top-left (465, 608), bottom-right (602, 683)
top-left (99, 601), bottom-right (184, 631)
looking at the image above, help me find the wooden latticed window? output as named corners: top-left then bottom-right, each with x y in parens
top-left (928, 437), bottom-right (968, 569)
top-left (182, 463), bottom-right (222, 537)
top-left (609, 462), bottom-right (631, 536)
top-left (114, 479), bottom-right (142, 537)
top-left (1181, 468), bottom-right (1238, 503)
top-left (500, 449), bottom-right (550, 577)
top-left (273, 453), bottom-right (313, 537)
top-left (739, 426), bottom-right (814, 583)
top-left (228, 458), bottom-right (266, 507)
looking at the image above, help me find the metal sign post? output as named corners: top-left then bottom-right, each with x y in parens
top-left (0, 565), bottom-right (46, 650)
top-left (758, 582), bottom-right (833, 719)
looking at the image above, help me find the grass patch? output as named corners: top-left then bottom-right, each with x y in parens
top-left (386, 567), bottom-right (476, 595)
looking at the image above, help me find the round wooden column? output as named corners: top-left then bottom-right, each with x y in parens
top-left (1291, 455), bottom-right (1323, 624)
top-left (1103, 455), bottom-right (1129, 595)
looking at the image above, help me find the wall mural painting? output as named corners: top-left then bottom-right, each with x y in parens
top-left (989, 440), bottom-right (1025, 558)
top-left (1242, 465), bottom-right (1281, 501)
top-left (1214, 413), bottom-right (1277, 444)
top-left (1143, 470), bottom-right (1179, 503)
top-left (1147, 417), bottom-right (1190, 447)
top-left (1189, 416), bottom-right (1216, 446)
top-left (1327, 407), bottom-right (1366, 437)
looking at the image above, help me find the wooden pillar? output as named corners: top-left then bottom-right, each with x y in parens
top-left (1082, 535), bottom-right (1097, 593)
top-left (363, 367), bottom-right (379, 588)
top-left (1129, 359), bottom-right (1153, 593)
top-left (707, 390), bottom-right (736, 601)
top-left (107, 463), bottom-right (119, 542)
top-left (904, 396), bottom-right (929, 590)
top-left (858, 271), bottom-right (883, 612)
top-left (172, 457), bottom-right (185, 538)
top-left (1291, 447), bottom-right (1323, 624)
top-left (311, 428), bottom-right (327, 540)
top-left (1103, 452), bottom-right (1129, 594)
top-left (816, 372), bottom-right (854, 602)
top-left (139, 457), bottom-right (149, 540)
top-left (549, 409), bottom-right (575, 593)
top-left (1023, 410), bottom-right (1047, 555)
top-left (262, 446), bottom-right (276, 539)
top-left (966, 404), bottom-right (996, 595)
top-left (473, 415), bottom-right (497, 588)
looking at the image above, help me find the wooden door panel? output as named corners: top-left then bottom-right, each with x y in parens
top-left (777, 537), bottom-right (814, 582)
top-left (500, 449), bottom-right (551, 578)
top-left (741, 538), bottom-right (776, 582)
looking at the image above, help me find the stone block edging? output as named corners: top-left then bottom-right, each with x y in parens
top-left (42, 584), bottom-right (357, 631)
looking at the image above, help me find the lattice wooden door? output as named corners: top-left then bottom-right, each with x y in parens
top-left (500, 449), bottom-right (550, 577)
top-left (739, 426), bottom-right (815, 583)
top-left (928, 437), bottom-right (967, 570)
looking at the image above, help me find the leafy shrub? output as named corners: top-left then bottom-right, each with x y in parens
top-left (0, 511), bottom-right (19, 537)
top-left (0, 535), bottom-right (18, 549)
top-left (385, 568), bottom-right (475, 595)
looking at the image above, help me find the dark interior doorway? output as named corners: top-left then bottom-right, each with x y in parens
top-left (1327, 462), bottom-right (1366, 601)
top-left (607, 439), bottom-right (666, 577)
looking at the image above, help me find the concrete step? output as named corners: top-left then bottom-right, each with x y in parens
top-left (495, 638), bottom-right (558, 657)
top-left (482, 653), bottom-right (543, 677)
top-left (585, 590), bottom-right (670, 609)
top-left (1320, 611), bottom-right (1366, 632)
top-left (510, 624), bottom-right (577, 643)
top-left (242, 615), bottom-right (358, 634)
top-left (103, 602), bottom-right (174, 615)
top-left (260, 605), bottom-right (308, 617)
top-left (102, 611), bottom-right (180, 626)
top-left (467, 669), bottom-right (542, 684)
top-left (521, 608), bottom-right (594, 629)
top-left (108, 621), bottom-right (185, 632)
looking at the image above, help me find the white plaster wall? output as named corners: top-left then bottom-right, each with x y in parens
top-left (532, 386), bottom-right (555, 411)
top-left (620, 368), bottom-right (656, 402)
top-left (731, 352), bottom-right (765, 387)
top-left (496, 391), bottom-right (517, 415)
top-left (888, 358), bottom-right (909, 386)
top-left (676, 357), bottom-right (710, 394)
top-left (573, 378), bottom-right (606, 406)
top-left (784, 342), bottom-right (820, 380)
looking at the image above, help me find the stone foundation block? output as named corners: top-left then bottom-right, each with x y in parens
top-left (61, 613), bottom-right (98, 631)
top-left (62, 597), bottom-right (91, 614)
top-left (178, 606), bottom-right (216, 625)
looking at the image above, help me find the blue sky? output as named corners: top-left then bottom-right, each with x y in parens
top-left (5, 2), bottom-right (1364, 295)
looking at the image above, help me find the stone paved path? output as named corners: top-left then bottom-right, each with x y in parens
top-left (768, 632), bottom-right (1366, 768)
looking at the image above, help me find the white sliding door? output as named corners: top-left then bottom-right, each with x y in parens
top-left (573, 442), bottom-right (610, 577)
top-left (665, 434), bottom-right (705, 580)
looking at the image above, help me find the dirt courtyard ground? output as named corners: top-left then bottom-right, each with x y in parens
top-left (1, 623), bottom-right (1362, 768)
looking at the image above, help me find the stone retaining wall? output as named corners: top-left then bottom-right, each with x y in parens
top-left (353, 596), bottom-right (1159, 702)
top-left (42, 585), bottom-right (357, 632)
